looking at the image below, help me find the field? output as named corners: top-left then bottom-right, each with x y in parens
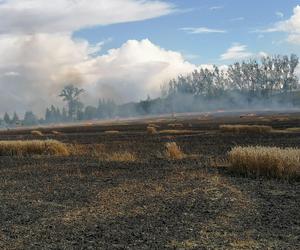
top-left (0, 111), bottom-right (299, 249)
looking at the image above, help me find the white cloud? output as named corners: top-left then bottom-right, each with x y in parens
top-left (275, 11), bottom-right (284, 18)
top-left (181, 27), bottom-right (227, 34)
top-left (258, 6), bottom-right (300, 44)
top-left (0, 36), bottom-right (197, 115)
top-left (0, 0), bottom-right (175, 34)
top-left (220, 44), bottom-right (253, 61)
top-left (230, 17), bottom-right (245, 22)
top-left (220, 43), bottom-right (268, 61)
top-left (210, 6), bottom-right (223, 11)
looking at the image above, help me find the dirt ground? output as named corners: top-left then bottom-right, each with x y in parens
top-left (0, 112), bottom-right (299, 249)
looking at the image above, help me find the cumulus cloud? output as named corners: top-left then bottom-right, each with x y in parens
top-left (258, 5), bottom-right (300, 44)
top-left (0, 36), bottom-right (197, 115)
top-left (180, 27), bottom-right (227, 34)
top-left (0, 0), bottom-right (193, 115)
top-left (220, 43), bottom-right (267, 61)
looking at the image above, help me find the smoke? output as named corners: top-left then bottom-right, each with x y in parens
top-left (0, 0), bottom-right (185, 116)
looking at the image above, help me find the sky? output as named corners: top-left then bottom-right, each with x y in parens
top-left (0, 0), bottom-right (300, 116)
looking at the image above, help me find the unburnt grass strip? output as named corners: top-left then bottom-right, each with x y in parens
top-left (0, 140), bottom-right (69, 156)
top-left (228, 146), bottom-right (300, 180)
top-left (220, 125), bottom-right (272, 133)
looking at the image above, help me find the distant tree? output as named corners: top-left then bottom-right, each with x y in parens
top-left (23, 111), bottom-right (38, 126)
top-left (59, 84), bottom-right (84, 120)
top-left (3, 112), bottom-right (11, 125)
top-left (11, 112), bottom-right (20, 125)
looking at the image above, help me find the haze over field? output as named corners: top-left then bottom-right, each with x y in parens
top-left (0, 0), bottom-right (300, 116)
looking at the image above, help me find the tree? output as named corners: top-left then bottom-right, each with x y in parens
top-left (12, 112), bottom-right (20, 125)
top-left (59, 84), bottom-right (84, 120)
top-left (23, 111), bottom-right (38, 126)
top-left (3, 112), bottom-right (11, 125)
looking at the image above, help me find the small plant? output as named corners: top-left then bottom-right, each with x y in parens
top-left (104, 130), bottom-right (120, 134)
top-left (228, 146), bottom-right (300, 180)
top-left (168, 123), bottom-right (184, 129)
top-left (165, 142), bottom-right (185, 160)
top-left (31, 130), bottom-right (43, 136)
top-left (52, 130), bottom-right (63, 136)
top-left (220, 125), bottom-right (272, 133)
top-left (286, 127), bottom-right (300, 132)
top-left (0, 140), bottom-right (69, 156)
top-left (147, 126), bottom-right (158, 134)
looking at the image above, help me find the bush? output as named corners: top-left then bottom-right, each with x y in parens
top-left (220, 125), bottom-right (272, 133)
top-left (147, 126), bottom-right (158, 134)
top-left (165, 142), bottom-right (185, 160)
top-left (228, 146), bottom-right (300, 179)
top-left (0, 140), bottom-right (69, 156)
top-left (31, 130), bottom-right (43, 136)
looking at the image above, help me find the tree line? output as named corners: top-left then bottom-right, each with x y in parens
top-left (1, 54), bottom-right (299, 127)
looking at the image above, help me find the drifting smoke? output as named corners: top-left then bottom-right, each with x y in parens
top-left (0, 0), bottom-right (194, 116)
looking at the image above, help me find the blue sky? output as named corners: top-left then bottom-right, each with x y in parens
top-left (74, 0), bottom-right (300, 65)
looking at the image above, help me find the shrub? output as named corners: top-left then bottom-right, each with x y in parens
top-left (168, 123), bottom-right (184, 129)
top-left (286, 128), bottom-right (300, 133)
top-left (220, 125), bottom-right (272, 133)
top-left (106, 152), bottom-right (137, 162)
top-left (160, 130), bottom-right (194, 134)
top-left (104, 130), bottom-right (120, 134)
top-left (165, 142), bottom-right (185, 160)
top-left (147, 126), bottom-right (158, 134)
top-left (228, 146), bottom-right (300, 179)
top-left (31, 130), bottom-right (43, 136)
top-left (0, 140), bottom-right (69, 156)
top-left (52, 130), bottom-right (63, 136)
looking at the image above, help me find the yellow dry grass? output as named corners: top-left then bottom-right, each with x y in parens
top-left (0, 140), bottom-right (69, 156)
top-left (148, 123), bottom-right (160, 128)
top-left (160, 130), bottom-right (195, 134)
top-left (165, 142), bottom-right (185, 160)
top-left (104, 130), bottom-right (120, 134)
top-left (31, 130), bottom-right (43, 136)
top-left (51, 130), bottom-right (63, 136)
top-left (220, 125), bottom-right (272, 133)
top-left (228, 146), bottom-right (300, 179)
top-left (105, 152), bottom-right (137, 162)
top-left (147, 126), bottom-right (158, 134)
top-left (286, 127), bottom-right (300, 132)
top-left (168, 123), bottom-right (184, 129)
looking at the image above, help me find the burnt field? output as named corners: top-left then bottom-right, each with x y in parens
top-left (0, 112), bottom-right (299, 249)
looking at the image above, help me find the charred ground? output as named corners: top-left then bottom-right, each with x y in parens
top-left (0, 111), bottom-right (299, 249)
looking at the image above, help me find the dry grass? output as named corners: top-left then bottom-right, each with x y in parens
top-left (160, 130), bottom-right (195, 134)
top-left (0, 140), bottom-right (69, 156)
top-left (286, 127), bottom-right (300, 132)
top-left (165, 142), bottom-right (185, 160)
top-left (31, 130), bottom-right (43, 136)
top-left (104, 130), bottom-right (120, 134)
top-left (52, 130), bottom-right (63, 136)
top-left (105, 152), bottom-right (137, 162)
top-left (168, 123), bottom-right (184, 129)
top-left (228, 146), bottom-right (300, 179)
top-left (220, 125), bottom-right (272, 133)
top-left (147, 126), bottom-right (158, 134)
top-left (148, 123), bottom-right (160, 128)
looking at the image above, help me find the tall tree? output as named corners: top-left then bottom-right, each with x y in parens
top-left (59, 84), bottom-right (84, 120)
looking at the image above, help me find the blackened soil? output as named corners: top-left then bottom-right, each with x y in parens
top-left (0, 115), bottom-right (299, 249)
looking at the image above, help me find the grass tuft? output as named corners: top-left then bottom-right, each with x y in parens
top-left (220, 125), bottom-right (272, 133)
top-left (286, 127), bottom-right (300, 133)
top-left (147, 126), bottom-right (158, 134)
top-left (228, 146), bottom-right (300, 179)
top-left (0, 140), bottom-right (69, 156)
top-left (165, 142), bottom-right (185, 160)
top-left (52, 130), bottom-right (63, 136)
top-left (31, 130), bottom-right (43, 136)
top-left (104, 130), bottom-right (120, 134)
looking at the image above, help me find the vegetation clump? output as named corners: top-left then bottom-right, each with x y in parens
top-left (31, 130), bottom-right (44, 136)
top-left (0, 140), bottom-right (69, 156)
top-left (228, 146), bottom-right (300, 179)
top-left (165, 142), bottom-right (185, 160)
top-left (147, 126), bottom-right (158, 134)
top-left (220, 125), bottom-right (272, 133)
